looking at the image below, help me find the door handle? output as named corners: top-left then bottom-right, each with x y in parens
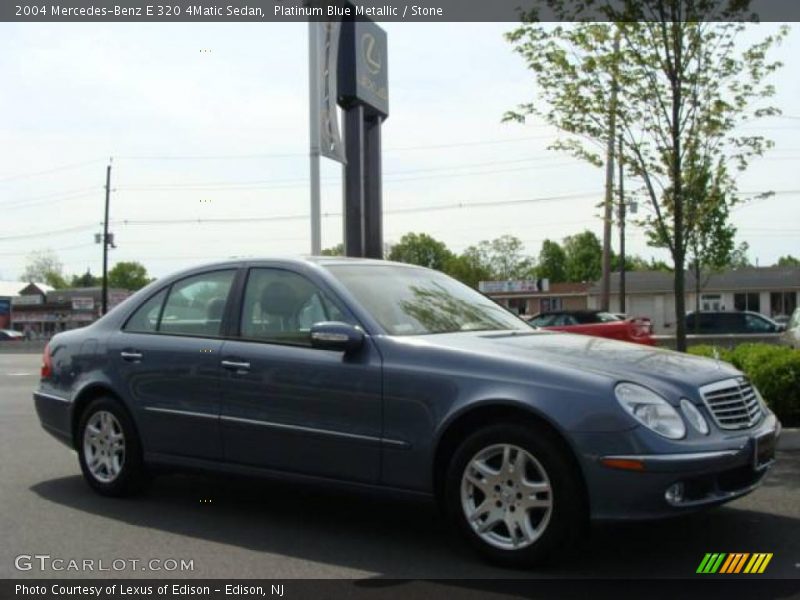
top-left (221, 360), bottom-right (250, 372)
top-left (120, 351), bottom-right (143, 361)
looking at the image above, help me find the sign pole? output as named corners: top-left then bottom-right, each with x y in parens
top-left (101, 161), bottom-right (112, 315)
top-left (308, 21), bottom-right (322, 256)
top-left (338, 16), bottom-right (388, 258)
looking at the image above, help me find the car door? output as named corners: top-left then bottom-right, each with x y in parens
top-left (108, 268), bottom-right (237, 460)
top-left (218, 266), bottom-right (382, 483)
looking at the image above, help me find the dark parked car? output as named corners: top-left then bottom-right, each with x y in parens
top-left (0, 329), bottom-right (24, 341)
top-left (34, 258), bottom-right (780, 566)
top-left (685, 311), bottom-right (784, 335)
top-left (527, 310), bottom-right (655, 346)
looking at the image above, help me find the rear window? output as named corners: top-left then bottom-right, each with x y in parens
top-left (123, 270), bottom-right (235, 337)
top-left (124, 289), bottom-right (167, 333)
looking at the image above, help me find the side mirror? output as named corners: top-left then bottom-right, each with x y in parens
top-left (310, 321), bottom-right (364, 353)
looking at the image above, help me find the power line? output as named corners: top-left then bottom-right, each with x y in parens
top-left (114, 160), bottom-right (578, 193)
top-left (0, 223), bottom-right (100, 242)
top-left (1, 190), bottom-right (100, 211)
top-left (2, 188), bottom-right (798, 243)
top-left (0, 242), bottom-right (95, 257)
top-left (0, 160), bottom-right (104, 184)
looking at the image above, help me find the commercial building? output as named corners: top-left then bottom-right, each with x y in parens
top-left (481, 280), bottom-right (591, 317)
top-left (0, 282), bottom-right (53, 330)
top-left (10, 286), bottom-right (131, 338)
top-left (587, 267), bottom-right (800, 334)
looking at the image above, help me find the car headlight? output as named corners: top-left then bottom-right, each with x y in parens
top-left (615, 382), bottom-right (686, 440)
top-left (680, 399), bottom-right (709, 435)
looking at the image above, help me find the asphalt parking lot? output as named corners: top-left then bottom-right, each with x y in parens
top-left (1, 352), bottom-right (799, 580)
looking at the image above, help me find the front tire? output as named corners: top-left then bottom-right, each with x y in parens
top-left (444, 422), bottom-right (586, 567)
top-left (77, 397), bottom-right (147, 497)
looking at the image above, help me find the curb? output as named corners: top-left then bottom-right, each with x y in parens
top-left (778, 427), bottom-right (800, 451)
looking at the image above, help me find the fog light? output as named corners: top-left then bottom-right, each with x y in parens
top-left (665, 482), bottom-right (685, 505)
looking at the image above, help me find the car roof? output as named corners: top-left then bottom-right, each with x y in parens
top-left (533, 310), bottom-right (603, 317)
top-left (174, 256), bottom-right (426, 269)
top-left (151, 256), bottom-right (428, 284)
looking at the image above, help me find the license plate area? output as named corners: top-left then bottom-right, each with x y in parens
top-left (753, 431), bottom-right (776, 470)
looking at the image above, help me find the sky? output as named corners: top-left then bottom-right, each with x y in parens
top-left (1, 21), bottom-right (799, 281)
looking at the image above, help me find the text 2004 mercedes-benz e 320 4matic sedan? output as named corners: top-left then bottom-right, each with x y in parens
top-left (34, 258), bottom-right (780, 566)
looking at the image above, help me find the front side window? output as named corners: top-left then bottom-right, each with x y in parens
top-left (240, 268), bottom-right (348, 346)
top-left (326, 264), bottom-right (531, 336)
top-left (745, 314), bottom-right (774, 333)
top-left (159, 270), bottom-right (235, 337)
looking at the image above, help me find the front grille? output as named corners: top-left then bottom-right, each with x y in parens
top-left (700, 377), bottom-right (763, 430)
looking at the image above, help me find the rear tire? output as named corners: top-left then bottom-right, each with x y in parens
top-left (444, 422), bottom-right (586, 567)
top-left (77, 397), bottom-right (147, 497)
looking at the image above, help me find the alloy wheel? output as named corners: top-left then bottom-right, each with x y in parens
top-left (83, 410), bottom-right (126, 483)
top-left (460, 443), bottom-right (553, 550)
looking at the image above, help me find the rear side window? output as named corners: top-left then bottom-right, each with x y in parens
top-left (124, 289), bottom-right (167, 333)
top-left (159, 270), bottom-right (236, 337)
top-left (721, 313), bottom-right (745, 333)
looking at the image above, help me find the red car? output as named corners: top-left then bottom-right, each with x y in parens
top-left (527, 310), bottom-right (655, 346)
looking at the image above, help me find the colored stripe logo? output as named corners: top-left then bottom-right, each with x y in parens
top-left (697, 553), bottom-right (773, 574)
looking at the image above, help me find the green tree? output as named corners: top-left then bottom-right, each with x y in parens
top-left (460, 235), bottom-right (536, 281)
top-left (505, 13), bottom-right (786, 350)
top-left (388, 233), bottom-right (454, 271)
top-left (682, 155), bottom-right (738, 321)
top-left (537, 239), bottom-right (567, 283)
top-left (444, 252), bottom-right (492, 289)
top-left (562, 230), bottom-right (602, 282)
top-left (70, 269), bottom-right (100, 288)
top-left (108, 261), bottom-right (150, 291)
top-left (320, 243), bottom-right (344, 256)
top-left (776, 255), bottom-right (800, 267)
top-left (21, 249), bottom-right (67, 289)
top-left (728, 242), bottom-right (752, 269)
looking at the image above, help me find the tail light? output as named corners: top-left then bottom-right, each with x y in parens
top-left (41, 343), bottom-right (53, 379)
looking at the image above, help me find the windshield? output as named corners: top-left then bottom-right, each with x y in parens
top-left (325, 264), bottom-right (532, 336)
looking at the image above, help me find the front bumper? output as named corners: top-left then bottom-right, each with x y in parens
top-left (576, 413), bottom-right (781, 520)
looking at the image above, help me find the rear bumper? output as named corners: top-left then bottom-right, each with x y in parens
top-left (33, 391), bottom-right (73, 447)
top-left (577, 415), bottom-right (780, 520)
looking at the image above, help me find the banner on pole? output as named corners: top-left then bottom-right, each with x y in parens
top-left (317, 21), bottom-right (346, 163)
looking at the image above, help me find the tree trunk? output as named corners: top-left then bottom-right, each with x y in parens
top-left (694, 261), bottom-right (701, 334)
top-left (671, 22), bottom-right (687, 352)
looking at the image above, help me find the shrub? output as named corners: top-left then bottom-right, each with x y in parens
top-left (688, 345), bottom-right (733, 364)
top-left (689, 344), bottom-right (800, 425)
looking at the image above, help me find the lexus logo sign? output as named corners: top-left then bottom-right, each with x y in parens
top-left (362, 33), bottom-right (381, 75)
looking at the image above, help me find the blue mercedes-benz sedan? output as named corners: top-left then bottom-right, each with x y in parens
top-left (34, 257), bottom-right (781, 566)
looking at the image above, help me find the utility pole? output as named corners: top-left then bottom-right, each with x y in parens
top-left (600, 29), bottom-right (621, 311)
top-left (101, 161), bottom-right (112, 315)
top-left (618, 135), bottom-right (626, 314)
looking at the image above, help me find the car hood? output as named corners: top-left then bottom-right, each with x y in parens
top-left (407, 330), bottom-right (740, 391)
